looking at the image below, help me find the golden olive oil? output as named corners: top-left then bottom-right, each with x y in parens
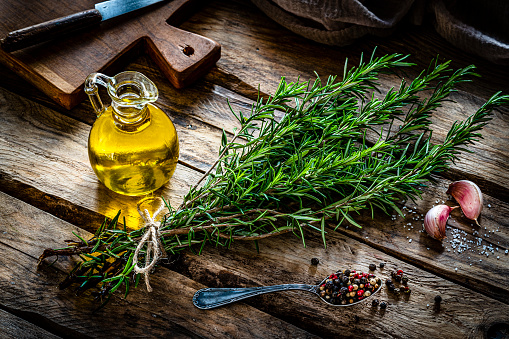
top-left (88, 103), bottom-right (179, 196)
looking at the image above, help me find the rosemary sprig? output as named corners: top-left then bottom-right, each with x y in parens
top-left (40, 52), bottom-right (508, 304)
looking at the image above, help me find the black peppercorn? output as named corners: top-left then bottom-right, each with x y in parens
top-left (402, 276), bottom-right (409, 284)
top-left (340, 287), bottom-right (348, 295)
top-left (387, 284), bottom-right (395, 292)
top-left (372, 298), bottom-right (379, 307)
top-left (360, 277), bottom-right (367, 285)
top-left (379, 301), bottom-right (387, 309)
top-left (333, 278), bottom-right (340, 286)
top-left (380, 263), bottom-right (385, 269)
top-left (434, 295), bottom-right (442, 303)
top-left (342, 276), bottom-right (350, 285)
top-left (394, 275), bottom-right (402, 283)
top-left (353, 279), bottom-right (361, 286)
top-left (344, 269), bottom-right (351, 276)
top-left (385, 278), bottom-right (393, 286)
top-left (369, 263), bottom-right (377, 271)
top-left (311, 257), bottom-right (319, 265)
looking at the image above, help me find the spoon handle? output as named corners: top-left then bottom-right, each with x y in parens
top-left (193, 284), bottom-right (316, 309)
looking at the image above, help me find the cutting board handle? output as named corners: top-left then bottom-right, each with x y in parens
top-left (145, 26), bottom-right (220, 89)
top-left (1, 9), bottom-right (102, 52)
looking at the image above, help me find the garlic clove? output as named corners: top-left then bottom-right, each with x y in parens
top-left (424, 205), bottom-right (457, 241)
top-left (446, 180), bottom-right (483, 225)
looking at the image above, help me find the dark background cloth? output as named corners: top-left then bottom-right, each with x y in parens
top-left (251, 0), bottom-right (509, 65)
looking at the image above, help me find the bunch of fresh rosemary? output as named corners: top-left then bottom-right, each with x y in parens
top-left (40, 52), bottom-right (508, 305)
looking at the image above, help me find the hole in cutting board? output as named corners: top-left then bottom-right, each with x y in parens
top-left (180, 45), bottom-right (194, 56)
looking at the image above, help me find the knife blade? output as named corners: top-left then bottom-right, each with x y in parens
top-left (1, 0), bottom-right (167, 52)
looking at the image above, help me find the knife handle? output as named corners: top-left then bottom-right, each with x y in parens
top-left (1, 9), bottom-right (102, 52)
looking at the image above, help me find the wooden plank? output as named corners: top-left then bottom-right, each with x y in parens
top-left (0, 191), bottom-right (317, 339)
top-left (2, 43), bottom-right (508, 203)
top-left (171, 229), bottom-right (509, 338)
top-left (189, 0), bottom-right (509, 101)
top-left (179, 0), bottom-right (509, 198)
top-left (334, 175), bottom-right (509, 303)
top-left (4, 185), bottom-right (502, 339)
top-left (2, 177), bottom-right (508, 339)
top-left (0, 247), bottom-right (198, 338)
top-left (0, 61), bottom-right (228, 173)
top-left (0, 308), bottom-right (61, 339)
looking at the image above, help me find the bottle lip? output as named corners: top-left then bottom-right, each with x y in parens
top-left (107, 71), bottom-right (159, 108)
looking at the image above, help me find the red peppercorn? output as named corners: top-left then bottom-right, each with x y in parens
top-left (351, 270), bottom-right (356, 274)
top-left (365, 283), bottom-right (371, 289)
top-left (348, 285), bottom-right (354, 292)
top-left (397, 269), bottom-right (403, 275)
top-left (363, 273), bottom-right (368, 278)
top-left (358, 296), bottom-right (363, 300)
top-left (357, 290), bottom-right (364, 297)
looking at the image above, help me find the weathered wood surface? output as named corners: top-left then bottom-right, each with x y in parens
top-left (0, 0), bottom-right (508, 337)
top-left (3, 181), bottom-right (508, 339)
top-left (0, 308), bottom-right (61, 339)
top-left (0, 191), bottom-right (316, 338)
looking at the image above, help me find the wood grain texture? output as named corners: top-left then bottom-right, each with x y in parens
top-left (0, 0), bottom-right (220, 108)
top-left (172, 229), bottom-right (509, 339)
top-left (0, 308), bottom-right (61, 339)
top-left (0, 191), bottom-right (317, 339)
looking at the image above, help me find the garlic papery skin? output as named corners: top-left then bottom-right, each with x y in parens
top-left (446, 180), bottom-right (483, 225)
top-left (424, 205), bottom-right (457, 241)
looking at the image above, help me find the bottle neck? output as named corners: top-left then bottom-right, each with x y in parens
top-left (112, 102), bottom-right (151, 132)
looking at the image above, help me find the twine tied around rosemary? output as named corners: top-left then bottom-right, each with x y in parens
top-left (133, 197), bottom-right (167, 292)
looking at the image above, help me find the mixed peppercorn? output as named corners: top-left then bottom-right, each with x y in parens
top-left (385, 269), bottom-right (411, 295)
top-left (317, 266), bottom-right (381, 305)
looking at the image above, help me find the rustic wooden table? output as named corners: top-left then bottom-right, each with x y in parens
top-left (1, 1), bottom-right (509, 338)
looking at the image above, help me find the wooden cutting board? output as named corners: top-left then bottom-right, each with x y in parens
top-left (0, 0), bottom-right (221, 109)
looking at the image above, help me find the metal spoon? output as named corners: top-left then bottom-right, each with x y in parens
top-left (193, 274), bottom-right (382, 309)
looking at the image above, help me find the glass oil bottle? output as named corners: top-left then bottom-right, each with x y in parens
top-left (84, 71), bottom-right (179, 196)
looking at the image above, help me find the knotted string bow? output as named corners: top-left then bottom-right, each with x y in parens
top-left (133, 197), bottom-right (167, 292)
